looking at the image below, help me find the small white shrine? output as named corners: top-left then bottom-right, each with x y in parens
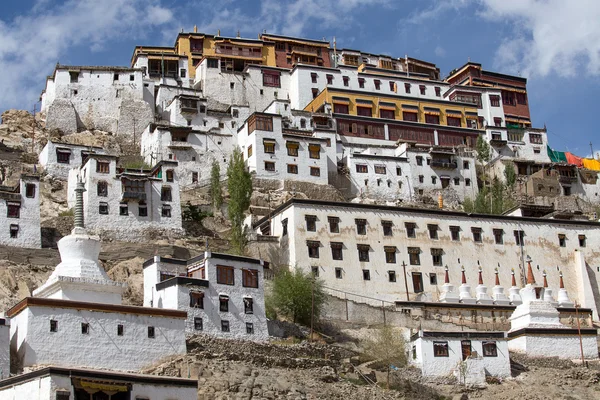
top-left (507, 258), bottom-right (598, 359)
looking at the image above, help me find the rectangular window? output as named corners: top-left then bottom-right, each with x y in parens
top-left (311, 266), bottom-right (319, 277)
top-left (247, 145), bottom-right (253, 158)
top-left (96, 202), bottom-right (108, 215)
top-left (514, 230), bottom-right (524, 246)
top-left (404, 83), bottom-right (411, 93)
top-left (161, 205), bottom-right (171, 218)
top-left (358, 78), bottom-right (365, 88)
top-left (50, 319), bottom-right (58, 332)
top-left (389, 81), bottom-right (396, 91)
top-left (343, 76), bottom-right (349, 86)
top-left (558, 234), bottom-right (566, 247)
top-left (6, 202), bottom-right (20, 218)
top-left (246, 322), bottom-right (254, 334)
top-left (119, 202), bottom-right (128, 216)
top-left (194, 317), bottom-right (203, 331)
top-left (435, 87), bottom-right (441, 97)
top-left (287, 164), bottom-right (298, 174)
top-left (356, 164), bottom-right (368, 173)
top-left (357, 244), bottom-right (370, 262)
top-left (447, 116), bottom-right (462, 127)
top-left (308, 144), bottom-right (321, 159)
top-left (217, 265), bottom-right (235, 285)
top-left (326, 74), bottom-right (333, 85)
top-left (416, 156), bottom-right (423, 166)
top-left (433, 341), bottom-right (449, 357)
top-left (382, 221), bottom-right (393, 236)
top-left (428, 224), bottom-right (439, 239)
top-left (81, 323), bottom-right (90, 335)
top-left (529, 133), bottom-right (543, 144)
top-left (388, 271), bottom-right (396, 282)
top-left (374, 79), bottom-right (381, 90)
top-left (489, 95), bottom-right (500, 107)
top-left (286, 141), bottom-right (299, 156)
top-left (328, 216), bottom-right (340, 233)
top-left (190, 292), bottom-right (204, 308)
top-left (192, 172), bottom-right (198, 183)
top-left (362, 269), bottom-right (370, 280)
top-left (207, 58), bottom-right (219, 68)
top-left (408, 247), bottom-right (420, 265)
top-left (117, 324), bottom-right (124, 336)
top-left (264, 161), bottom-right (275, 171)
top-left (357, 106), bottom-right (372, 117)
top-left (482, 341), bottom-right (498, 357)
top-left (138, 202), bottom-right (147, 217)
top-left (243, 269), bottom-right (259, 288)
top-left (307, 240), bottom-right (320, 258)
top-left (25, 183), bottom-right (36, 198)
top-left (430, 274), bottom-right (438, 285)
top-left (97, 181), bottom-right (108, 197)
top-left (263, 72), bottom-right (281, 87)
top-left (335, 268), bottom-right (343, 279)
top-left (379, 109), bottom-right (395, 119)
top-left (425, 114), bottom-right (440, 124)
top-left (412, 272), bottom-right (423, 292)
top-left (244, 297), bottom-right (254, 314)
top-left (502, 91), bottom-right (515, 106)
top-left (9, 224), bottom-right (18, 238)
top-left (374, 165), bottom-right (386, 174)
top-left (96, 161), bottom-right (109, 174)
top-left (493, 229), bottom-right (503, 244)
top-left (256, 116), bottom-right (273, 131)
top-left (450, 226), bottom-right (460, 241)
top-left (385, 246), bottom-right (396, 263)
top-left (431, 248), bottom-right (443, 266)
top-left (333, 103), bottom-right (349, 114)
top-left (161, 186), bottom-right (172, 202)
top-left (263, 140), bottom-right (275, 154)
top-left (419, 85), bottom-right (426, 95)
top-left (305, 215), bottom-right (316, 231)
top-left (311, 72), bottom-right (318, 83)
top-left (165, 169), bottom-right (174, 182)
top-left (56, 149), bottom-right (71, 164)
top-left (148, 326), bottom-right (155, 338)
top-left (579, 234), bottom-right (586, 247)
top-left (494, 117), bottom-right (502, 127)
top-left (473, 227), bottom-right (483, 243)
top-left (221, 320), bottom-right (230, 332)
top-left (331, 242), bottom-right (343, 260)
top-left (402, 111), bottom-right (418, 122)
top-left (355, 219), bottom-right (367, 235)
top-left (405, 222), bottom-right (416, 238)
top-left (310, 167), bottom-right (320, 177)
top-left (219, 296), bottom-right (229, 312)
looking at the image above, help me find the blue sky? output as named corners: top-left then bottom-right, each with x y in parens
top-left (1, 0), bottom-right (599, 156)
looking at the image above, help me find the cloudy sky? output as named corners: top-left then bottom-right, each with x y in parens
top-left (1, 0), bottom-right (599, 156)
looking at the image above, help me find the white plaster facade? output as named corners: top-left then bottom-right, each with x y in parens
top-left (0, 176), bottom-right (41, 248)
top-left (410, 331), bottom-right (510, 384)
top-left (67, 156), bottom-right (183, 240)
top-left (41, 66), bottom-right (153, 136)
top-left (254, 199), bottom-right (600, 318)
top-left (144, 252), bottom-right (269, 341)
top-left (0, 367), bottom-right (197, 400)
top-left (39, 141), bottom-right (109, 180)
top-left (237, 105), bottom-right (336, 186)
top-left (0, 320), bottom-right (9, 380)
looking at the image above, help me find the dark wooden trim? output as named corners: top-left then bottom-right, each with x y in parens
top-left (156, 276), bottom-right (209, 291)
top-left (507, 327), bottom-right (597, 338)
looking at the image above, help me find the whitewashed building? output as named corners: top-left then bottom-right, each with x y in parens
top-left (40, 65), bottom-right (153, 136)
top-left (67, 155), bottom-right (183, 241)
top-left (409, 331), bottom-right (510, 385)
top-left (0, 366), bottom-right (197, 400)
top-left (0, 175), bottom-right (41, 248)
top-left (39, 141), bottom-right (110, 179)
top-left (143, 252), bottom-right (269, 341)
top-left (0, 319), bottom-right (8, 380)
top-left (253, 199), bottom-right (600, 318)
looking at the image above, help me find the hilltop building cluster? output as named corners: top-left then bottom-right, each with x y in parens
top-left (0, 27), bottom-right (598, 393)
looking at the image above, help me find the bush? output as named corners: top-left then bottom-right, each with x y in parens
top-left (269, 268), bottom-right (326, 325)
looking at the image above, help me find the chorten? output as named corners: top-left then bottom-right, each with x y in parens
top-left (475, 267), bottom-right (493, 304)
top-left (458, 266), bottom-right (476, 304)
top-left (492, 268), bottom-right (510, 305)
top-left (33, 178), bottom-right (125, 304)
top-left (508, 269), bottom-right (522, 305)
top-left (556, 272), bottom-right (574, 308)
top-left (439, 266), bottom-right (459, 303)
top-left (542, 270), bottom-right (557, 306)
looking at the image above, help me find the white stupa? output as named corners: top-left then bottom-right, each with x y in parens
top-left (33, 179), bottom-right (125, 304)
top-left (475, 267), bottom-right (493, 304)
top-left (458, 266), bottom-right (476, 304)
top-left (508, 269), bottom-right (522, 305)
top-left (556, 272), bottom-right (574, 308)
top-left (492, 268), bottom-right (510, 305)
top-left (542, 270), bottom-right (558, 307)
top-left (507, 258), bottom-right (598, 359)
top-left (439, 266), bottom-right (459, 303)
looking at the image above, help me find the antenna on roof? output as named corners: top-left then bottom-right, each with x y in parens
top-left (237, 30), bottom-right (240, 38)
top-left (217, 29), bottom-right (220, 36)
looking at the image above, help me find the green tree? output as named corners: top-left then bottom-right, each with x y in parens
top-left (504, 161), bottom-right (517, 187)
top-left (362, 325), bottom-right (407, 389)
top-left (209, 160), bottom-right (223, 212)
top-left (268, 268), bottom-right (326, 325)
top-left (227, 148), bottom-right (252, 255)
top-left (476, 135), bottom-right (491, 164)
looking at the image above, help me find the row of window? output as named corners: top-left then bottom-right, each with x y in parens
top-left (98, 202), bottom-right (172, 217)
top-left (189, 292), bottom-right (255, 314)
top-left (215, 265), bottom-right (259, 287)
top-left (311, 266), bottom-right (434, 292)
top-left (300, 216), bottom-right (589, 248)
top-left (259, 141), bottom-right (321, 158)
top-left (50, 319), bottom-right (126, 336)
top-left (263, 162), bottom-right (321, 176)
top-left (193, 317), bottom-right (254, 334)
top-left (431, 340), bottom-right (498, 357)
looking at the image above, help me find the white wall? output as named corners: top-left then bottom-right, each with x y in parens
top-left (10, 304), bottom-right (187, 372)
top-left (508, 334), bottom-right (597, 359)
top-left (0, 323), bottom-right (9, 380)
top-left (39, 141), bottom-right (109, 180)
top-left (0, 177), bottom-right (41, 248)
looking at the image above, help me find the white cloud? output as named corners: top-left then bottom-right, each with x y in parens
top-left (434, 45), bottom-right (446, 58)
top-left (478, 0), bottom-right (600, 78)
top-left (0, 0), bottom-right (173, 111)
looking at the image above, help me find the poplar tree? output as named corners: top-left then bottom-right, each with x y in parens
top-left (209, 160), bottom-right (223, 212)
top-left (227, 148), bottom-right (252, 254)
